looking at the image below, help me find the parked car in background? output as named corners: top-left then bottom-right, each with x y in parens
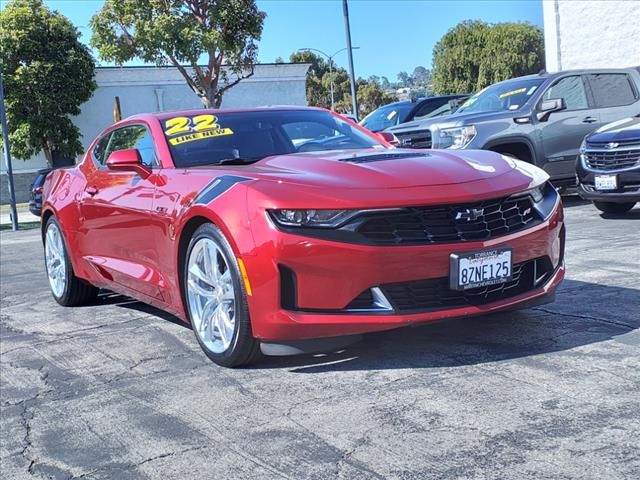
top-left (341, 113), bottom-right (358, 123)
top-left (577, 115), bottom-right (640, 213)
top-left (359, 95), bottom-right (469, 132)
top-left (29, 168), bottom-right (51, 216)
top-left (388, 68), bottom-right (640, 191)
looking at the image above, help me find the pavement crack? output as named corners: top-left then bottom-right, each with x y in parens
top-left (532, 307), bottom-right (636, 330)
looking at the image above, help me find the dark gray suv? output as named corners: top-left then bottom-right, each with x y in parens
top-left (387, 68), bottom-right (640, 189)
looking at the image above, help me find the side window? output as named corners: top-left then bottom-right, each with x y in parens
top-left (104, 125), bottom-right (158, 167)
top-left (543, 76), bottom-right (588, 111)
top-left (588, 74), bottom-right (637, 107)
top-left (413, 98), bottom-right (449, 120)
top-left (92, 133), bottom-right (112, 166)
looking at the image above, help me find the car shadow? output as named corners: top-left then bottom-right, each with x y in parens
top-left (252, 279), bottom-right (639, 373)
top-left (600, 209), bottom-right (640, 220)
top-left (561, 194), bottom-right (590, 208)
top-left (96, 291), bottom-right (191, 329)
top-left (93, 281), bottom-right (638, 373)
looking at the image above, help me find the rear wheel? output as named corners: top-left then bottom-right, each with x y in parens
top-left (44, 217), bottom-right (99, 306)
top-left (593, 201), bottom-right (636, 214)
top-left (184, 223), bottom-right (261, 367)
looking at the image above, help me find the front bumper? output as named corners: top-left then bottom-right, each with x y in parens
top-left (243, 201), bottom-right (565, 341)
top-left (577, 154), bottom-right (640, 202)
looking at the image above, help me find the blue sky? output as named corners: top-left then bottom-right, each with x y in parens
top-left (11, 0), bottom-right (543, 80)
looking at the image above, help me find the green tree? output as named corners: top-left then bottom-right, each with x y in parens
top-left (355, 79), bottom-right (396, 117)
top-left (289, 50), bottom-right (395, 116)
top-left (397, 71), bottom-right (412, 87)
top-left (0, 0), bottom-right (96, 166)
top-left (432, 20), bottom-right (544, 94)
top-left (412, 66), bottom-right (430, 86)
top-left (90, 0), bottom-right (266, 108)
top-left (289, 50), bottom-right (330, 106)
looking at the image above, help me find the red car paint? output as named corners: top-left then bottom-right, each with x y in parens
top-left (42, 107), bottom-right (565, 342)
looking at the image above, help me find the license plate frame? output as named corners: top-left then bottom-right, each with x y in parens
top-left (595, 174), bottom-right (618, 191)
top-left (450, 247), bottom-right (513, 291)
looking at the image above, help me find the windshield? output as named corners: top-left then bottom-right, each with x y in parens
top-left (163, 110), bottom-right (383, 167)
top-left (359, 104), bottom-right (413, 132)
top-left (455, 78), bottom-right (545, 115)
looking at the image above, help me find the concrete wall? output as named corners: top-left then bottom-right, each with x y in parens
top-left (543, 0), bottom-right (640, 72)
top-left (1, 63), bottom-right (309, 204)
top-left (0, 172), bottom-right (36, 204)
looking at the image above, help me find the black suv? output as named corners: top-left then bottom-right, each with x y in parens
top-left (28, 168), bottom-right (51, 216)
top-left (359, 95), bottom-right (469, 132)
top-left (577, 116), bottom-right (640, 213)
top-left (388, 68), bottom-right (640, 189)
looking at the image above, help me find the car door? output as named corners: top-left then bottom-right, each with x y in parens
top-left (78, 124), bottom-right (163, 299)
top-left (538, 74), bottom-right (599, 178)
top-left (585, 72), bottom-right (640, 126)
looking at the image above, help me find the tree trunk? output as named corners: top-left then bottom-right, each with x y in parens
top-left (42, 141), bottom-right (53, 169)
top-left (201, 87), bottom-right (221, 109)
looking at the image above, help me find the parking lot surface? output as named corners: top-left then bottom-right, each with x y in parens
top-left (1, 199), bottom-right (639, 480)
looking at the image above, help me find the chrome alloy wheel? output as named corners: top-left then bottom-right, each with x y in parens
top-left (187, 238), bottom-right (236, 353)
top-left (45, 222), bottom-right (67, 298)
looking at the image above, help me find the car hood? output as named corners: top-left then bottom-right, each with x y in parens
top-left (386, 110), bottom-right (528, 133)
top-left (228, 148), bottom-right (517, 189)
top-left (587, 116), bottom-right (640, 143)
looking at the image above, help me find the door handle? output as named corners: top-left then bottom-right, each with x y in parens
top-left (85, 185), bottom-right (99, 196)
top-left (582, 116), bottom-right (597, 124)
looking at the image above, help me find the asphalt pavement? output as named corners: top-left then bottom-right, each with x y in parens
top-left (1, 198), bottom-right (639, 480)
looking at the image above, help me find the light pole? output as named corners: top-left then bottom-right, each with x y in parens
top-left (0, 66), bottom-right (18, 231)
top-left (342, 0), bottom-right (359, 119)
top-left (298, 46), bottom-right (360, 111)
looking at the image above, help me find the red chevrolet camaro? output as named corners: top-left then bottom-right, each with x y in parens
top-left (42, 107), bottom-right (565, 367)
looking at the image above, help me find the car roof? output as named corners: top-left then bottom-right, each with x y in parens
top-left (378, 94), bottom-right (469, 108)
top-left (127, 105), bottom-right (326, 122)
top-left (506, 67), bottom-right (640, 83)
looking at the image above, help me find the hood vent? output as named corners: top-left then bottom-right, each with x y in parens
top-left (337, 152), bottom-right (430, 164)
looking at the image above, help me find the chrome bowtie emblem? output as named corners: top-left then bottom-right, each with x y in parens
top-left (455, 208), bottom-right (484, 222)
top-left (606, 142), bottom-right (619, 149)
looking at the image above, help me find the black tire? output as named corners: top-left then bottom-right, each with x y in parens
top-left (593, 201), bottom-right (636, 214)
top-left (44, 216), bottom-right (99, 306)
top-left (183, 223), bottom-right (261, 367)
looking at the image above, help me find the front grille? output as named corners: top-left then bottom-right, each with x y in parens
top-left (359, 257), bottom-right (553, 313)
top-left (584, 146), bottom-right (640, 171)
top-left (355, 194), bottom-right (540, 245)
top-left (395, 130), bottom-right (432, 149)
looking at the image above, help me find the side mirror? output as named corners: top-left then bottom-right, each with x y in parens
top-left (537, 98), bottom-right (566, 121)
top-left (106, 149), bottom-right (151, 178)
top-left (375, 131), bottom-right (399, 146)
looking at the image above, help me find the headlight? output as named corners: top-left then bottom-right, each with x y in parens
top-left (521, 182), bottom-right (558, 220)
top-left (268, 209), bottom-right (363, 228)
top-left (440, 125), bottom-right (476, 149)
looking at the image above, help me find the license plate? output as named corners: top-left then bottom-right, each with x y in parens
top-left (450, 248), bottom-right (512, 291)
top-left (595, 175), bottom-right (617, 191)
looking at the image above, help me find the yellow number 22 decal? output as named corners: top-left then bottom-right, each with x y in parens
top-left (192, 115), bottom-right (219, 132)
top-left (164, 117), bottom-right (191, 136)
top-left (164, 115), bottom-right (220, 136)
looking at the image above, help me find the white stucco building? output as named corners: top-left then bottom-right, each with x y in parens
top-left (543, 0), bottom-right (640, 72)
top-left (1, 63), bottom-right (309, 203)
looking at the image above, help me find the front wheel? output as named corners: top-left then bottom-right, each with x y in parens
top-left (593, 201), bottom-right (636, 214)
top-left (44, 217), bottom-right (99, 306)
top-left (184, 223), bottom-right (261, 367)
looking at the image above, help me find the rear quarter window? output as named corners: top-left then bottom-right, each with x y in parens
top-left (588, 74), bottom-right (637, 108)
